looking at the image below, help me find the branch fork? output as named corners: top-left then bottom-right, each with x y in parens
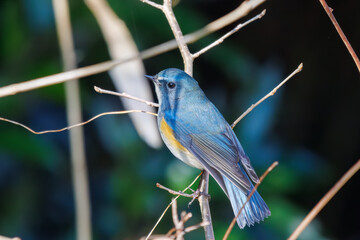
top-left (156, 183), bottom-right (211, 208)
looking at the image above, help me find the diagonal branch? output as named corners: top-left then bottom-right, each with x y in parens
top-left (141, 0), bottom-right (163, 10)
top-left (0, 0), bottom-right (267, 98)
top-left (319, 0), bottom-right (360, 72)
top-left (192, 10), bottom-right (266, 59)
top-left (231, 63), bottom-right (303, 128)
top-left (288, 159), bottom-right (360, 240)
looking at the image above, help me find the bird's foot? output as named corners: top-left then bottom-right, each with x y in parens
top-left (187, 188), bottom-right (211, 208)
top-left (156, 183), bottom-right (210, 207)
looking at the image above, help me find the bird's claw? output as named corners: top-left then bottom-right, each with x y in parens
top-left (187, 189), bottom-right (211, 208)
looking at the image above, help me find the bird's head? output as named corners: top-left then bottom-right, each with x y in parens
top-left (145, 68), bottom-right (201, 107)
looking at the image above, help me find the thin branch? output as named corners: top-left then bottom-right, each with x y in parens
top-left (173, 201), bottom-right (193, 240)
top-left (0, 58), bottom-right (125, 98)
top-left (143, 198), bottom-right (208, 240)
top-left (319, 0), bottom-right (360, 72)
top-left (171, 199), bottom-right (182, 240)
top-left (156, 183), bottom-right (197, 198)
top-left (145, 172), bottom-right (202, 240)
top-left (141, 0), bottom-right (163, 10)
top-left (170, 199), bottom-right (208, 240)
top-left (223, 161), bottom-right (279, 240)
top-left (94, 86), bottom-right (159, 107)
top-left (180, 211), bottom-right (193, 225)
top-left (0, 0), bottom-right (267, 98)
top-left (288, 159), bottom-right (360, 240)
top-left (192, 9), bottom-right (266, 59)
top-left (0, 110), bottom-right (156, 134)
top-left (161, 0), bottom-right (193, 75)
top-left (140, 0), bottom-right (267, 63)
top-left (156, 182), bottom-right (211, 207)
top-left (231, 63), bottom-right (303, 128)
top-left (52, 1), bottom-right (90, 239)
top-left (184, 221), bottom-right (209, 234)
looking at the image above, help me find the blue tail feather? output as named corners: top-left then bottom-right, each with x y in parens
top-left (223, 176), bottom-right (270, 228)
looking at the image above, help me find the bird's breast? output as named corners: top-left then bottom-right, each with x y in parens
top-left (159, 117), bottom-right (203, 169)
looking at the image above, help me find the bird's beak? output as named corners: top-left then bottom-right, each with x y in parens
top-left (145, 75), bottom-right (161, 86)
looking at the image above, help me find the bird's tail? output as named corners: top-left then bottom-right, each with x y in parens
top-left (223, 176), bottom-right (271, 228)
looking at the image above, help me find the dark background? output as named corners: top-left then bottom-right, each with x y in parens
top-left (0, 0), bottom-right (359, 239)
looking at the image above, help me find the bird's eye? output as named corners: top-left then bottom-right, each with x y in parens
top-left (167, 82), bottom-right (176, 89)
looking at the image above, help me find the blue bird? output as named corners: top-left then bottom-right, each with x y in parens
top-left (146, 68), bottom-right (270, 228)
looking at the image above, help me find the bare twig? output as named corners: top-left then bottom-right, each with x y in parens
top-left (145, 172), bottom-right (202, 240)
top-left (156, 183), bottom-right (197, 198)
top-left (52, 1), bottom-right (90, 239)
top-left (288, 159), bottom-right (360, 240)
top-left (184, 221), bottom-right (209, 234)
top-left (141, 0), bottom-right (163, 10)
top-left (161, 0), bottom-right (194, 75)
top-left (231, 63), bottom-right (303, 128)
top-left (181, 0), bottom-right (266, 46)
top-left (171, 199), bottom-right (183, 240)
top-left (156, 182), bottom-right (210, 207)
top-left (192, 10), bottom-right (266, 59)
top-left (170, 199), bottom-right (208, 240)
top-left (223, 161), bottom-right (279, 240)
top-left (139, 0), bottom-right (267, 64)
top-left (0, 0), bottom-right (267, 98)
top-left (319, 0), bottom-right (360, 72)
top-left (0, 110), bottom-right (156, 134)
top-left (0, 58), bottom-right (126, 98)
top-left (142, 198), bottom-right (208, 240)
top-left (94, 86), bottom-right (159, 108)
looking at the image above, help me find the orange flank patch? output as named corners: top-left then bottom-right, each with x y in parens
top-left (160, 118), bottom-right (188, 153)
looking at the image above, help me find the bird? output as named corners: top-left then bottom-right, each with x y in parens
top-left (145, 68), bottom-right (270, 229)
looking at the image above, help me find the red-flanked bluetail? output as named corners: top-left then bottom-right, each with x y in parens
top-left (146, 68), bottom-right (270, 228)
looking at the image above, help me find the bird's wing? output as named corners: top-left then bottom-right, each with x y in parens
top-left (225, 126), bottom-right (260, 184)
top-left (164, 112), bottom-right (252, 192)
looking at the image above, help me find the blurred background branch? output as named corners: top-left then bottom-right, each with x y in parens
top-left (0, 0), bottom-right (267, 98)
top-left (52, 0), bottom-right (91, 240)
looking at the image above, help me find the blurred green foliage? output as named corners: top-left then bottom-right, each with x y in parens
top-left (1, 0), bottom-right (360, 240)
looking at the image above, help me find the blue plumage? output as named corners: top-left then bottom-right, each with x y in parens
top-left (147, 68), bottom-right (270, 229)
